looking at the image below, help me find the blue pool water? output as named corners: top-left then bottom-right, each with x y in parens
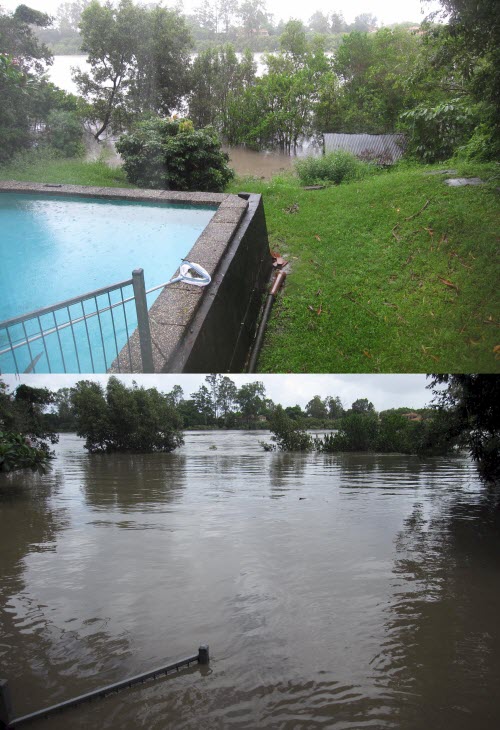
top-left (0, 193), bottom-right (216, 373)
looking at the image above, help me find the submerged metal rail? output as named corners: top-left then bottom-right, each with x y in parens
top-left (0, 645), bottom-right (209, 728)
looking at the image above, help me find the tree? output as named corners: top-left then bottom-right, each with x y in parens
top-left (423, 0), bottom-right (500, 159)
top-left (429, 375), bottom-right (500, 479)
top-left (0, 4), bottom-right (53, 74)
top-left (70, 377), bottom-right (183, 453)
top-left (305, 395), bottom-right (327, 419)
top-left (191, 384), bottom-right (215, 425)
top-left (350, 398), bottom-right (375, 414)
top-left (350, 13), bottom-right (377, 32)
top-left (74, 0), bottom-right (192, 139)
top-left (188, 44), bottom-right (256, 133)
top-left (308, 11), bottom-right (330, 36)
top-left (237, 0), bottom-right (271, 44)
top-left (325, 28), bottom-right (423, 134)
top-left (228, 30), bottom-right (330, 150)
top-left (217, 376), bottom-right (238, 423)
top-left (325, 396), bottom-right (344, 419)
top-left (116, 117), bottom-right (234, 192)
top-left (236, 381), bottom-right (266, 423)
top-left (330, 11), bottom-right (346, 34)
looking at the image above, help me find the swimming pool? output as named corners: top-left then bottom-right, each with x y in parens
top-left (0, 183), bottom-right (272, 374)
top-left (0, 192), bottom-right (215, 373)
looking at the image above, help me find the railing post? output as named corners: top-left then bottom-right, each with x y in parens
top-left (132, 269), bottom-right (154, 373)
top-left (0, 679), bottom-right (13, 728)
top-left (198, 645), bottom-right (209, 665)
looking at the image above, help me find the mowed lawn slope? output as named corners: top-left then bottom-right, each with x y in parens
top-left (228, 164), bottom-right (499, 373)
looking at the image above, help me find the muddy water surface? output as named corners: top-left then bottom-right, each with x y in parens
top-left (1, 431), bottom-right (499, 729)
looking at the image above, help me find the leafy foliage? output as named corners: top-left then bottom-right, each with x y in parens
top-left (400, 99), bottom-right (476, 163)
top-left (0, 381), bottom-right (57, 474)
top-left (429, 375), bottom-right (500, 480)
top-left (70, 377), bottom-right (184, 454)
top-left (0, 431), bottom-right (51, 474)
top-left (116, 116), bottom-right (234, 192)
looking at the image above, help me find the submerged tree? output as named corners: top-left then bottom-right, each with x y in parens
top-left (70, 377), bottom-right (184, 454)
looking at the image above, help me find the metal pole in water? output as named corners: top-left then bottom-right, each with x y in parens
top-left (132, 268), bottom-right (154, 373)
top-left (0, 680), bottom-right (13, 729)
top-left (198, 645), bottom-right (209, 665)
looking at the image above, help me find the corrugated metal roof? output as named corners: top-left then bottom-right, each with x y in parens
top-left (323, 133), bottom-right (406, 164)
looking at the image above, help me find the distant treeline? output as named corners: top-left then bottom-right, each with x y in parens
top-left (1, 376), bottom-right (499, 482)
top-left (36, 1), bottom-right (382, 55)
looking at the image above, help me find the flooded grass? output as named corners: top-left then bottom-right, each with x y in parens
top-left (227, 162), bottom-right (500, 373)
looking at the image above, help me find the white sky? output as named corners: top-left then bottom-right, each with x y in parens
top-left (0, 0), bottom-right (442, 27)
top-left (1, 374), bottom-right (435, 411)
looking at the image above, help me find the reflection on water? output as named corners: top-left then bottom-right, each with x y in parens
top-left (0, 431), bottom-right (498, 728)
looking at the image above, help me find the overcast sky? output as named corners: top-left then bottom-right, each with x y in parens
top-left (1, 0), bottom-right (442, 27)
top-left (1, 374), bottom-right (436, 410)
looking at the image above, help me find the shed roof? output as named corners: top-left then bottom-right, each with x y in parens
top-left (323, 133), bottom-right (406, 164)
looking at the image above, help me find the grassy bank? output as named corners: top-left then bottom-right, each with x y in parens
top-left (0, 153), bottom-right (132, 187)
top-left (228, 163), bottom-right (500, 373)
top-left (1, 154), bottom-right (498, 373)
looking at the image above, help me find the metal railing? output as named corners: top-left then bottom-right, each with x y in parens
top-left (0, 269), bottom-right (154, 375)
top-left (0, 645), bottom-right (209, 728)
top-left (0, 262), bottom-right (211, 375)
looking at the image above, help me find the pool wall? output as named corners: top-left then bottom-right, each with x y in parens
top-left (0, 182), bottom-right (273, 373)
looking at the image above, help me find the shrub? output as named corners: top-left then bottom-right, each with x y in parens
top-left (267, 406), bottom-right (314, 452)
top-left (116, 117), bottom-right (234, 192)
top-left (295, 150), bottom-right (367, 185)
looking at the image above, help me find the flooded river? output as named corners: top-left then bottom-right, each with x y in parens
top-left (1, 431), bottom-right (499, 729)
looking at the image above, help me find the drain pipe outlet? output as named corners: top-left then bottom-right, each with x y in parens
top-left (247, 270), bottom-right (287, 373)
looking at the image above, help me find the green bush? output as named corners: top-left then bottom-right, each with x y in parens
top-left (400, 99), bottom-right (476, 163)
top-left (295, 150), bottom-right (367, 185)
top-left (116, 117), bottom-right (234, 192)
top-left (46, 109), bottom-right (84, 157)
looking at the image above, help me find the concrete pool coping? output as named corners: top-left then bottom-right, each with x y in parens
top-left (0, 181), bottom-right (272, 373)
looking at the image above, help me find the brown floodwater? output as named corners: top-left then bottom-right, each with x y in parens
top-left (1, 431), bottom-right (499, 729)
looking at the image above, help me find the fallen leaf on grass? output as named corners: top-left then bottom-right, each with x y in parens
top-left (438, 277), bottom-right (459, 292)
top-left (283, 202), bottom-right (299, 214)
top-left (494, 345), bottom-right (500, 354)
top-left (315, 289), bottom-right (322, 296)
top-left (424, 227), bottom-right (434, 237)
top-left (317, 304), bottom-right (322, 315)
top-left (307, 305), bottom-right (315, 312)
top-left (314, 235), bottom-right (321, 241)
top-left (363, 350), bottom-right (372, 358)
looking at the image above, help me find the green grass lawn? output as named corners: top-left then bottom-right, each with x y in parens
top-left (0, 154), bottom-right (133, 187)
top-left (228, 163), bottom-right (500, 373)
top-left (1, 153), bottom-right (498, 373)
